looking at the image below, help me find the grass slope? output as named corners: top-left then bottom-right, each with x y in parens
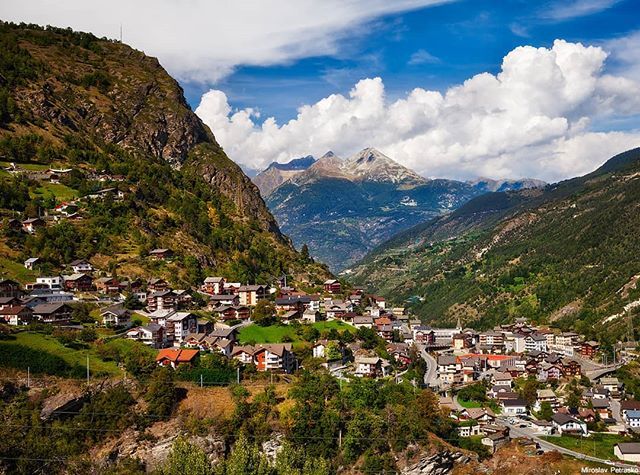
top-left (238, 321), bottom-right (355, 344)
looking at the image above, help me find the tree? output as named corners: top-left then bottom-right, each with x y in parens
top-left (537, 401), bottom-right (553, 421)
top-left (145, 366), bottom-right (177, 419)
top-left (252, 300), bottom-right (277, 326)
top-left (520, 378), bottom-right (539, 407)
top-left (161, 437), bottom-right (212, 475)
top-left (223, 434), bottom-right (271, 475)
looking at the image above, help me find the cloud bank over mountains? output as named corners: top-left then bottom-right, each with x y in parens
top-left (196, 40), bottom-right (640, 182)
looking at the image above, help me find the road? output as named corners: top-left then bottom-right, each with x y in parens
top-left (418, 344), bottom-right (439, 388)
top-left (501, 417), bottom-right (638, 469)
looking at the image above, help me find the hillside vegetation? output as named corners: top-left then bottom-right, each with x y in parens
top-left (349, 148), bottom-right (640, 345)
top-left (0, 22), bottom-right (328, 286)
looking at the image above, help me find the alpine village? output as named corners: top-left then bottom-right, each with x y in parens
top-left (1, 20), bottom-right (640, 475)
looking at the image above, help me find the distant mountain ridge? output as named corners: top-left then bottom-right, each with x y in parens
top-left (468, 177), bottom-right (547, 193)
top-left (253, 155), bottom-right (317, 196)
top-left (348, 147), bottom-right (640, 343)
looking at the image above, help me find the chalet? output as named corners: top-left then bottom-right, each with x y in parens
top-left (552, 413), bottom-right (587, 435)
top-left (208, 294), bottom-right (240, 308)
top-left (209, 327), bottom-right (238, 344)
top-left (197, 319), bottom-right (214, 334)
top-left (561, 358), bottom-right (581, 376)
top-left (147, 309), bottom-right (176, 327)
top-left (371, 295), bottom-right (386, 309)
top-left (22, 218), bottom-right (45, 234)
top-left (0, 279), bottom-right (23, 298)
top-left (581, 341), bottom-right (599, 358)
top-left (355, 356), bottom-right (384, 378)
top-left (0, 305), bottom-right (33, 325)
top-left (209, 337), bottom-right (234, 357)
top-left (0, 296), bottom-right (21, 309)
top-left (457, 421), bottom-right (481, 438)
top-left (126, 324), bottom-right (165, 348)
top-left (437, 355), bottom-right (459, 385)
top-left (253, 344), bottom-right (295, 373)
top-left (481, 432), bottom-right (509, 454)
top-left (452, 333), bottom-right (471, 350)
top-left (302, 309), bottom-right (322, 323)
top-left (620, 400), bottom-right (640, 419)
top-left (174, 290), bottom-right (192, 308)
top-left (460, 407), bottom-right (496, 425)
top-left (534, 388), bottom-right (559, 411)
top-left (63, 273), bottom-right (94, 292)
top-left (212, 305), bottom-right (250, 322)
top-left (531, 419), bottom-right (554, 435)
top-left (537, 362), bottom-right (563, 382)
top-left (24, 257), bottom-right (40, 270)
top-left (493, 372), bottom-right (513, 387)
top-left (323, 279), bottom-right (341, 294)
top-left (479, 331), bottom-right (504, 352)
top-left (166, 312), bottom-right (198, 345)
top-left (387, 343), bottom-right (411, 366)
top-left (624, 410), bottom-right (640, 429)
top-left (224, 282), bottom-right (241, 294)
top-left (275, 296), bottom-right (308, 313)
top-left (95, 277), bottom-right (120, 294)
top-left (309, 340), bottom-right (327, 359)
top-left (147, 290), bottom-right (176, 312)
top-left (326, 302), bottom-right (351, 319)
top-left (614, 443), bottom-right (640, 463)
top-left (590, 398), bottom-right (612, 420)
top-left (600, 377), bottom-right (622, 397)
top-left (501, 398), bottom-right (528, 416)
top-left (238, 285), bottom-right (268, 306)
top-left (31, 302), bottom-right (72, 324)
top-left (147, 278), bottom-right (169, 292)
top-left (100, 305), bottom-right (131, 327)
top-left (69, 259), bottom-right (93, 273)
top-left (183, 333), bottom-right (208, 350)
top-left (148, 248), bottom-right (174, 260)
top-left (353, 315), bottom-right (374, 328)
top-left (413, 326), bottom-right (435, 344)
top-left (232, 345), bottom-right (257, 365)
top-left (201, 276), bottom-right (225, 295)
top-left (156, 348), bottom-right (199, 368)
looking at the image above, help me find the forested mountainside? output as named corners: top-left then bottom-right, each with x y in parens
top-left (0, 22), bottom-right (329, 286)
top-left (349, 148), bottom-right (640, 345)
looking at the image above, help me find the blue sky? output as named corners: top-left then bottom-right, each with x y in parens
top-left (3, 0), bottom-right (639, 180)
top-left (183, 0), bottom-right (639, 123)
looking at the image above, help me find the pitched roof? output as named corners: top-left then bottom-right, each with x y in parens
top-left (616, 443), bottom-right (640, 455)
top-left (0, 305), bottom-right (31, 315)
top-left (621, 400), bottom-right (640, 411)
top-left (156, 349), bottom-right (199, 363)
top-left (552, 413), bottom-right (582, 425)
top-left (31, 302), bottom-right (69, 314)
top-left (254, 343), bottom-right (292, 356)
top-left (502, 398), bottom-right (527, 407)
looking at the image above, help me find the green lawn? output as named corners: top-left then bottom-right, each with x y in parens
top-left (31, 182), bottom-right (78, 201)
top-left (541, 433), bottom-right (632, 461)
top-left (0, 257), bottom-right (38, 284)
top-left (6, 332), bottom-right (122, 376)
top-left (0, 161), bottom-right (51, 171)
top-left (458, 398), bottom-right (483, 409)
top-left (238, 320), bottom-right (355, 344)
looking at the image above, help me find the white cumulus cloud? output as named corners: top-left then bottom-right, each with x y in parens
top-left (195, 39), bottom-right (640, 182)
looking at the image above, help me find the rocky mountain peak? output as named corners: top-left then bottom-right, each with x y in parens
top-left (343, 147), bottom-right (427, 186)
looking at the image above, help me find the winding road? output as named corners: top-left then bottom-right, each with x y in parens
top-left (501, 417), bottom-right (638, 469)
top-left (418, 344), bottom-right (440, 388)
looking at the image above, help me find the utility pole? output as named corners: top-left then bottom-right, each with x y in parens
top-left (200, 374), bottom-right (203, 388)
top-left (86, 355), bottom-right (90, 383)
top-left (237, 367), bottom-right (240, 384)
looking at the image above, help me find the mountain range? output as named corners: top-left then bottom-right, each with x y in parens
top-left (0, 22), bottom-right (328, 286)
top-left (256, 148), bottom-right (544, 271)
top-left (348, 147), bottom-right (640, 343)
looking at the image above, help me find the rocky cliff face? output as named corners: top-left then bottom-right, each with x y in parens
top-left (9, 24), bottom-right (284, 238)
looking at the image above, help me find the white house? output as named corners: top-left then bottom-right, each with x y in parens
top-left (24, 257), bottom-right (40, 270)
top-left (525, 333), bottom-right (548, 353)
top-left (552, 413), bottom-right (588, 436)
top-left (69, 259), bottom-right (93, 273)
top-left (100, 305), bottom-right (131, 327)
top-left (614, 443), bottom-right (640, 463)
top-left (624, 410), bottom-right (640, 428)
top-left (501, 398), bottom-right (528, 416)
